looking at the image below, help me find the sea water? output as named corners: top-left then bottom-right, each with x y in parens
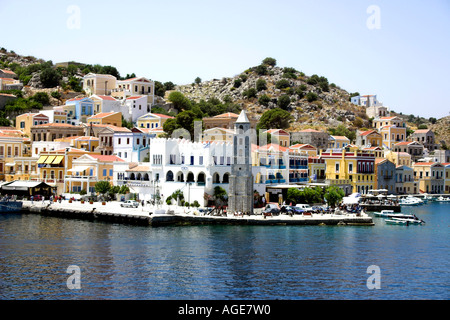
top-left (0, 202), bottom-right (448, 300)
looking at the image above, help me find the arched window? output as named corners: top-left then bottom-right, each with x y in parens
top-left (213, 172), bottom-right (220, 183)
top-left (222, 172), bottom-right (230, 183)
top-left (187, 172), bottom-right (195, 182)
top-left (197, 172), bottom-right (206, 185)
top-left (166, 171), bottom-right (174, 182)
top-left (176, 171), bottom-right (184, 182)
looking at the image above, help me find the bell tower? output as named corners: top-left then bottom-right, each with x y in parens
top-left (228, 110), bottom-right (254, 214)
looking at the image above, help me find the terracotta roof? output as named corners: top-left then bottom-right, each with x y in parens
top-left (394, 141), bottom-right (413, 146)
top-left (126, 165), bottom-right (150, 172)
top-left (98, 125), bottom-right (131, 132)
top-left (289, 143), bottom-right (316, 150)
top-left (360, 130), bottom-right (378, 136)
top-left (264, 129), bottom-right (290, 136)
top-left (330, 135), bottom-right (350, 140)
top-left (213, 112), bottom-right (239, 118)
top-left (126, 96), bottom-right (145, 100)
top-left (89, 154), bottom-right (125, 162)
top-left (0, 69), bottom-right (16, 74)
top-left (413, 162), bottom-right (438, 166)
top-left (257, 143), bottom-right (288, 152)
top-left (413, 129), bottom-right (431, 133)
top-left (94, 95), bottom-right (117, 101)
top-left (151, 113), bottom-right (174, 119)
top-left (89, 112), bottom-right (120, 119)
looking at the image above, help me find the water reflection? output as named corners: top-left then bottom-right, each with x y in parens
top-left (0, 204), bottom-right (448, 300)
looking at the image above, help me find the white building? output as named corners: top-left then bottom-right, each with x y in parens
top-left (121, 95), bottom-right (149, 123)
top-left (82, 73), bottom-right (118, 96)
top-left (113, 128), bottom-right (156, 163)
top-left (31, 141), bottom-right (71, 157)
top-left (90, 94), bottom-right (122, 115)
top-left (351, 94), bottom-right (390, 119)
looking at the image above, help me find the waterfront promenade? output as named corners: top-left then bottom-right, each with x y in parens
top-left (20, 200), bottom-right (374, 226)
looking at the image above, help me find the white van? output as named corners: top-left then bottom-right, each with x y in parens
top-left (295, 204), bottom-right (313, 212)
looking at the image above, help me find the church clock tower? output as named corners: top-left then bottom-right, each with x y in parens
top-left (228, 110), bottom-right (254, 214)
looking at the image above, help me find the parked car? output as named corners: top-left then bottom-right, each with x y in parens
top-left (121, 200), bottom-right (139, 208)
top-left (295, 204), bottom-right (313, 212)
top-left (279, 205), bottom-right (304, 215)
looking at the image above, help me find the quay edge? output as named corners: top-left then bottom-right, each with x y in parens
top-left (18, 201), bottom-right (374, 227)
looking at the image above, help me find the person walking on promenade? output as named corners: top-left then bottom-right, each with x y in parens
top-left (31, 195), bottom-right (34, 204)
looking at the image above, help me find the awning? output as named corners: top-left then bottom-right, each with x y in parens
top-left (37, 156), bottom-right (48, 164)
top-left (68, 166), bottom-right (92, 172)
top-left (5, 163), bottom-right (15, 166)
top-left (52, 155), bottom-right (64, 164)
top-left (45, 156), bottom-right (56, 164)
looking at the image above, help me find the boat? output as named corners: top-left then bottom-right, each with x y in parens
top-left (0, 200), bottom-right (23, 212)
top-left (436, 196), bottom-right (450, 202)
top-left (385, 215), bottom-right (425, 225)
top-left (399, 195), bottom-right (423, 206)
top-left (373, 210), bottom-right (417, 219)
top-left (422, 194), bottom-right (436, 203)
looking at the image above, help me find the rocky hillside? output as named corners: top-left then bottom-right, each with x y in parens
top-left (175, 63), bottom-right (370, 132)
top-left (430, 116), bottom-right (450, 148)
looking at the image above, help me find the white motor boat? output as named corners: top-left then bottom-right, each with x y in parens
top-left (436, 196), bottom-right (450, 202)
top-left (399, 195), bottom-right (423, 206)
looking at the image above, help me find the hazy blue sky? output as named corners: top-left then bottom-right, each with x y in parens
top-left (1, 0), bottom-right (449, 118)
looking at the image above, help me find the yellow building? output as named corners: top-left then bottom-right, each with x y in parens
top-left (3, 157), bottom-right (39, 182)
top-left (308, 156), bottom-right (326, 183)
top-left (54, 136), bottom-right (100, 152)
top-left (395, 165), bottom-right (418, 195)
top-left (0, 133), bottom-right (26, 180)
top-left (87, 112), bottom-right (122, 127)
top-left (379, 125), bottom-right (407, 149)
top-left (202, 112), bottom-right (257, 130)
top-left (444, 163), bottom-right (450, 194)
top-left (36, 147), bottom-right (96, 195)
top-left (64, 154), bottom-right (125, 195)
top-left (90, 95), bottom-right (119, 114)
top-left (321, 148), bottom-right (376, 195)
top-left (16, 113), bottom-right (49, 137)
top-left (136, 113), bottom-right (175, 130)
top-left (82, 73), bottom-right (117, 96)
top-left (357, 129), bottom-right (383, 148)
top-left (112, 77), bottom-right (155, 106)
top-left (373, 116), bottom-right (405, 130)
top-left (384, 151), bottom-right (412, 167)
top-left (413, 162), bottom-right (445, 194)
top-left (289, 144), bottom-right (317, 157)
top-left (202, 127), bottom-right (234, 143)
top-left (263, 129), bottom-right (290, 147)
top-left (363, 146), bottom-right (384, 159)
top-left (328, 135), bottom-right (350, 149)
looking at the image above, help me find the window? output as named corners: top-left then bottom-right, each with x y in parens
top-left (335, 163), bottom-right (339, 172)
top-left (109, 169), bottom-right (113, 176)
top-left (199, 156), bottom-right (203, 165)
top-left (103, 169), bottom-right (107, 176)
top-left (349, 163), bottom-right (353, 173)
top-left (118, 138), bottom-right (121, 144)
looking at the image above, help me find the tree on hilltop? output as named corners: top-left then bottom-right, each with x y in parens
top-left (262, 57), bottom-right (277, 67)
top-left (257, 108), bottom-right (293, 131)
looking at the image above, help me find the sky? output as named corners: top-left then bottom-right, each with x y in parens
top-left (0, 0), bottom-right (449, 119)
